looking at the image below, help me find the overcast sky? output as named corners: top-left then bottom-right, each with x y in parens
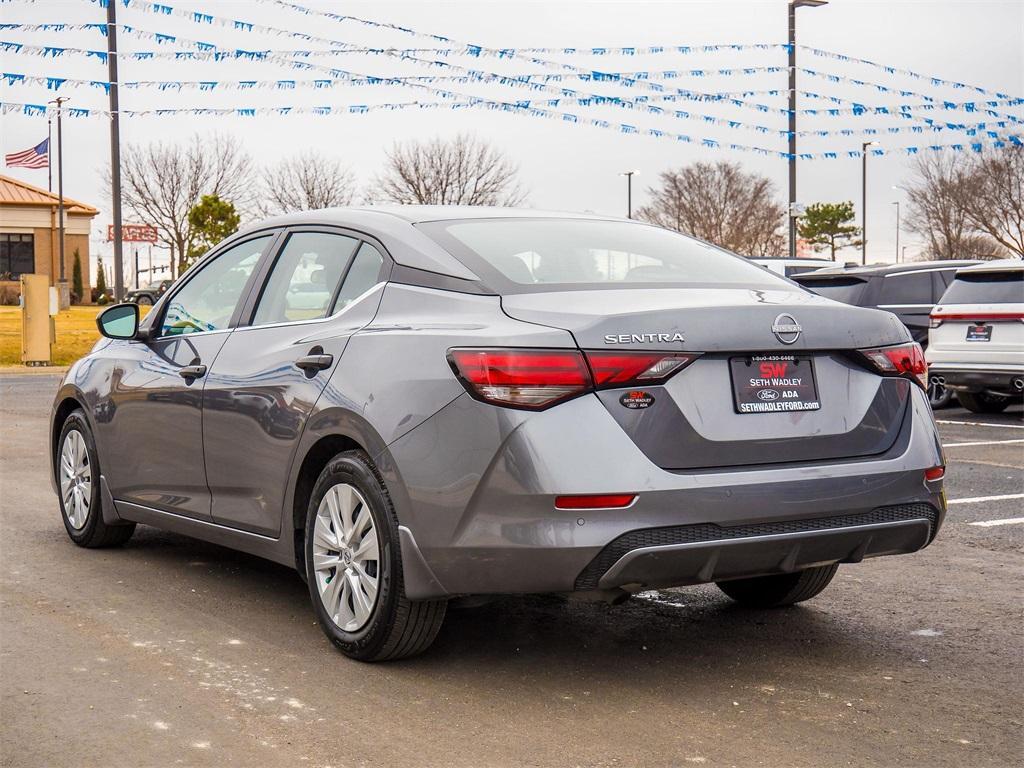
top-left (2, 0), bottom-right (1022, 282)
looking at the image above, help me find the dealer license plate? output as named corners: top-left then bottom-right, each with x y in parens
top-left (730, 355), bottom-right (820, 414)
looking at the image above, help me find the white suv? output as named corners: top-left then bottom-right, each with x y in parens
top-left (927, 260), bottom-right (1024, 413)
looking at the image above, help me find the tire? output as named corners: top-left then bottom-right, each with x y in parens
top-left (136, 295), bottom-right (153, 306)
top-left (305, 450), bottom-right (446, 661)
top-left (927, 378), bottom-right (954, 409)
top-left (957, 391), bottom-right (1011, 414)
top-left (56, 409), bottom-right (136, 548)
top-left (716, 564), bottom-right (838, 608)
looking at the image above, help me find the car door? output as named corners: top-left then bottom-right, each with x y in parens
top-left (201, 229), bottom-right (389, 535)
top-left (100, 232), bottom-right (277, 519)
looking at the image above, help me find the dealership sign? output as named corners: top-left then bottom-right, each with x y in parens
top-left (107, 224), bottom-right (158, 243)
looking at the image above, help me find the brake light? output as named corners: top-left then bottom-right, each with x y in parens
top-left (930, 310), bottom-right (1024, 329)
top-left (555, 494), bottom-right (636, 509)
top-left (584, 351), bottom-right (698, 388)
top-left (859, 342), bottom-right (928, 389)
top-left (447, 349), bottom-right (591, 409)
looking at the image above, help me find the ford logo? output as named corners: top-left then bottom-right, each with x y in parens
top-left (757, 389), bottom-right (780, 401)
top-left (772, 313), bottom-right (802, 345)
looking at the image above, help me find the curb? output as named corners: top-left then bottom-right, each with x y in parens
top-left (0, 366), bottom-right (69, 376)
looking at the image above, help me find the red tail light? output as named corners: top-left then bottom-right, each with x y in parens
top-left (931, 310), bottom-right (1024, 329)
top-left (584, 351), bottom-right (698, 388)
top-left (859, 342), bottom-right (928, 389)
top-left (448, 348), bottom-right (699, 410)
top-left (447, 349), bottom-right (591, 409)
top-left (555, 494), bottom-right (636, 509)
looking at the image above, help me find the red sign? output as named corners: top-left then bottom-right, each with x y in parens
top-left (107, 224), bottom-right (158, 243)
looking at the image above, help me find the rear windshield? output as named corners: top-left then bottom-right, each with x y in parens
top-left (940, 271), bottom-right (1024, 305)
top-left (417, 218), bottom-right (790, 292)
top-left (794, 276), bottom-right (867, 305)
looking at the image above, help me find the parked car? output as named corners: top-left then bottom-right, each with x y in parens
top-left (124, 279), bottom-right (173, 306)
top-left (927, 259), bottom-right (1024, 413)
top-left (750, 256), bottom-right (836, 278)
top-left (794, 260), bottom-right (983, 407)
top-left (52, 208), bottom-right (946, 661)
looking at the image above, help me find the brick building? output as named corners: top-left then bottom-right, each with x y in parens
top-left (0, 174), bottom-right (98, 304)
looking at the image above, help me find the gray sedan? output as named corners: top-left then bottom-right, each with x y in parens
top-left (51, 207), bottom-right (946, 661)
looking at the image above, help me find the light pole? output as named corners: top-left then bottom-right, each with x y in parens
top-left (891, 201), bottom-right (900, 263)
top-left (787, 0), bottom-right (828, 259)
top-left (47, 96), bottom-right (68, 302)
top-left (861, 140), bottom-right (879, 265)
top-left (620, 170), bottom-right (638, 218)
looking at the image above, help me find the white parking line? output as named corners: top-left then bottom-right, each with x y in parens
top-left (948, 493), bottom-right (1024, 505)
top-left (936, 419), bottom-right (1024, 430)
top-left (968, 517), bottom-right (1024, 528)
top-left (943, 439), bottom-right (1024, 447)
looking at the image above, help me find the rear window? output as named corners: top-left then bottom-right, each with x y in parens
top-left (940, 271), bottom-right (1024, 305)
top-left (794, 276), bottom-right (867, 305)
top-left (418, 218), bottom-right (789, 292)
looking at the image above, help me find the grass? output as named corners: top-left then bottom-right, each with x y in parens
top-left (0, 305), bottom-right (149, 367)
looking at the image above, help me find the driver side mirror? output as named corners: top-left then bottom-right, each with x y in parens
top-left (96, 303), bottom-right (143, 340)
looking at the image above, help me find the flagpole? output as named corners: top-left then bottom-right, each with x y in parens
top-left (48, 96), bottom-right (68, 304)
top-left (47, 116), bottom-right (52, 192)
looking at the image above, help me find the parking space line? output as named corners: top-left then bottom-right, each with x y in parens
top-left (936, 419), bottom-right (1024, 430)
top-left (948, 493), bottom-right (1024, 505)
top-left (943, 439), bottom-right (1024, 448)
top-left (968, 517), bottom-right (1024, 528)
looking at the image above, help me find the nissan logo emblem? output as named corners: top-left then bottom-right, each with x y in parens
top-left (772, 313), bottom-right (802, 345)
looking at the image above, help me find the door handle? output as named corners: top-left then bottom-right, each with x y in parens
top-left (295, 353), bottom-right (333, 373)
top-left (178, 364), bottom-right (207, 380)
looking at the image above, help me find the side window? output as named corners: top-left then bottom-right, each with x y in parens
top-left (160, 235), bottom-right (271, 336)
top-left (252, 232), bottom-right (359, 326)
top-left (331, 243), bottom-right (385, 314)
top-left (878, 273), bottom-right (932, 306)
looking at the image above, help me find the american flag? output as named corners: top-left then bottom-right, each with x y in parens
top-left (5, 138), bottom-right (49, 169)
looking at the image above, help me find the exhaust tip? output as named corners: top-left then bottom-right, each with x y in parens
top-left (1013, 378), bottom-right (1024, 392)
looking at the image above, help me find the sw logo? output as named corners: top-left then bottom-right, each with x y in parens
top-left (760, 361), bottom-right (788, 378)
top-left (757, 389), bottom-right (780, 401)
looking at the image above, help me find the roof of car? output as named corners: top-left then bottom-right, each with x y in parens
top-left (796, 259), bottom-right (984, 278)
top-left (955, 258), bottom-right (1024, 274)
top-left (258, 205), bottom-right (628, 227)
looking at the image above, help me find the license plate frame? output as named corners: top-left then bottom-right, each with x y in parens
top-left (729, 355), bottom-right (821, 414)
top-left (966, 324), bottom-right (992, 342)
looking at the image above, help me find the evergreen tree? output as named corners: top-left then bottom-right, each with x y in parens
top-left (797, 202), bottom-right (862, 260)
top-left (71, 249), bottom-right (84, 304)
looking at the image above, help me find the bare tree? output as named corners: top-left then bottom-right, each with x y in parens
top-left (118, 133), bottom-right (253, 277)
top-left (904, 153), bottom-right (1004, 260)
top-left (372, 134), bottom-right (525, 206)
top-left (636, 161), bottom-right (785, 256)
top-left (958, 146), bottom-right (1024, 257)
top-left (257, 152), bottom-right (358, 216)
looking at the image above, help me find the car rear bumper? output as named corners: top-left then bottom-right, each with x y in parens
top-left (383, 385), bottom-right (946, 599)
top-left (928, 364), bottom-right (1024, 395)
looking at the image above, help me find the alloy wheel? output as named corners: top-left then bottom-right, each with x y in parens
top-left (60, 429), bottom-right (92, 530)
top-left (312, 483), bottom-right (381, 632)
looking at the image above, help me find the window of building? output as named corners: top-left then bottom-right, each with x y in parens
top-left (0, 233), bottom-right (35, 278)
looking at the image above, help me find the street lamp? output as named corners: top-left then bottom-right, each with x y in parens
top-left (620, 170), bottom-right (639, 219)
top-left (861, 140), bottom-right (879, 265)
top-left (891, 200), bottom-right (900, 263)
top-left (787, 0), bottom-right (829, 259)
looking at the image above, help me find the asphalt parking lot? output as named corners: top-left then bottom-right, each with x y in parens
top-left (1, 373), bottom-right (1021, 768)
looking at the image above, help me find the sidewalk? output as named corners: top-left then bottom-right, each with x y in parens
top-left (0, 365), bottom-right (68, 376)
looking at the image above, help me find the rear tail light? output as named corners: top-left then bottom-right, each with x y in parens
top-left (584, 351), bottom-right (698, 388)
top-left (859, 342), bottom-right (928, 389)
top-left (924, 466), bottom-right (945, 481)
top-left (447, 349), bottom-right (591, 409)
top-left (555, 494), bottom-right (636, 509)
top-left (448, 348), bottom-right (699, 410)
top-left (931, 310), bottom-right (1024, 328)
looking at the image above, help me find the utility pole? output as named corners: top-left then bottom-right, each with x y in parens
top-left (620, 170), bottom-right (638, 218)
top-left (787, 0), bottom-right (828, 259)
top-left (891, 200), bottom-right (900, 264)
top-left (47, 96), bottom-right (68, 306)
top-left (861, 141), bottom-right (879, 265)
top-left (107, 0), bottom-right (125, 302)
